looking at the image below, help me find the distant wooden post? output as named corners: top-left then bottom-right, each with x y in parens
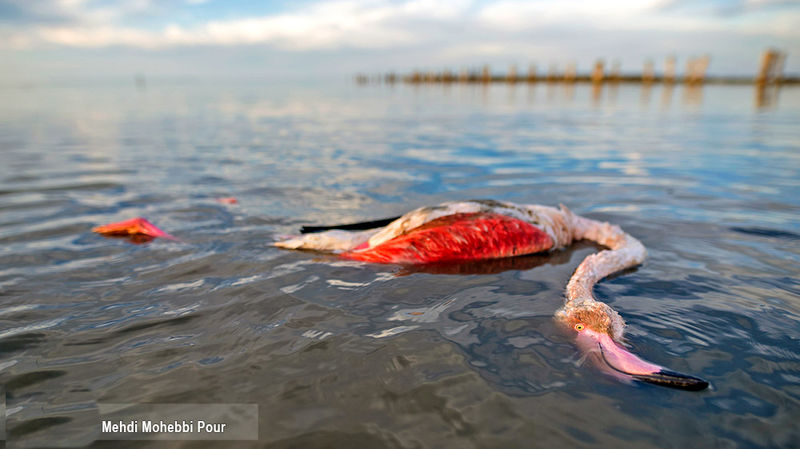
top-left (695, 55), bottom-right (710, 84)
top-left (507, 65), bottom-right (518, 83)
top-left (481, 65), bottom-right (490, 83)
top-left (591, 60), bottom-right (605, 84)
top-left (527, 64), bottom-right (538, 82)
top-left (685, 57), bottom-right (709, 85)
top-left (757, 49), bottom-right (784, 85)
top-left (547, 64), bottom-right (557, 82)
top-left (610, 61), bottom-right (621, 83)
top-left (757, 51), bottom-right (774, 84)
top-left (643, 60), bottom-right (655, 84)
top-left (442, 69), bottom-right (453, 83)
top-left (459, 68), bottom-right (468, 83)
top-left (564, 62), bottom-right (577, 83)
top-left (664, 55), bottom-right (676, 84)
top-left (685, 58), bottom-right (696, 84)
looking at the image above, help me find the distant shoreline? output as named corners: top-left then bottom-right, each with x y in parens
top-left (356, 73), bottom-right (800, 86)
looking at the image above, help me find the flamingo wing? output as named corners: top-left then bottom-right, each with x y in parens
top-left (342, 212), bottom-right (554, 264)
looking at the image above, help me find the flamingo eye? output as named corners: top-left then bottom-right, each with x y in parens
top-left (574, 323), bottom-right (585, 331)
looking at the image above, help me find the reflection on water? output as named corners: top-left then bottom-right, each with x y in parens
top-left (0, 81), bottom-right (799, 448)
top-left (755, 84), bottom-right (782, 109)
top-left (362, 81), bottom-right (787, 111)
top-left (395, 243), bottom-right (595, 276)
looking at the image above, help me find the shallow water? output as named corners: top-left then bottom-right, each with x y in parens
top-left (0, 81), bottom-right (799, 448)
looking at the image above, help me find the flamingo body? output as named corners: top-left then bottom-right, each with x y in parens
top-left (342, 212), bottom-right (554, 264)
top-left (275, 199), bottom-right (709, 390)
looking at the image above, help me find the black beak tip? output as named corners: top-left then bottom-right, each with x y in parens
top-left (633, 369), bottom-right (710, 391)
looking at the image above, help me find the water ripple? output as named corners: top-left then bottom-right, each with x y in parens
top-left (1, 82), bottom-right (798, 448)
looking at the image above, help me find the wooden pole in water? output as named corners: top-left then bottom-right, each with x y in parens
top-left (685, 57), bottom-right (709, 85)
top-left (564, 62), bottom-right (577, 83)
top-left (685, 57), bottom-right (696, 85)
top-left (757, 50), bottom-right (773, 84)
top-left (755, 49), bottom-right (781, 108)
top-left (508, 64), bottom-right (518, 83)
top-left (643, 60), bottom-right (655, 84)
top-left (756, 49), bottom-right (784, 85)
top-left (664, 55), bottom-right (676, 84)
top-left (592, 60), bottom-right (605, 84)
top-left (459, 68), bottom-right (468, 83)
top-left (547, 63), bottom-right (557, 82)
top-left (696, 55), bottom-right (710, 84)
top-left (610, 60), bottom-right (621, 83)
top-left (443, 69), bottom-right (454, 83)
top-left (527, 64), bottom-right (538, 82)
top-left (481, 64), bottom-right (490, 83)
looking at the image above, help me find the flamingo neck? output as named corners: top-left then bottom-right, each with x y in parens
top-left (560, 211), bottom-right (647, 339)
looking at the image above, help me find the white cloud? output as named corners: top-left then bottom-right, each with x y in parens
top-left (3, 0), bottom-right (796, 51)
top-left (476, 0), bottom-right (800, 36)
top-left (477, 0), bottom-right (668, 29)
top-left (34, 25), bottom-right (161, 48)
top-left (4, 0), bottom-right (475, 49)
top-left (1, 0), bottom-right (798, 78)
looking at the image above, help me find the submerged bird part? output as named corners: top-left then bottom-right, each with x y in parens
top-left (275, 200), bottom-right (709, 390)
top-left (216, 197), bottom-right (238, 204)
top-left (555, 212), bottom-right (708, 390)
top-left (574, 327), bottom-right (709, 391)
top-left (93, 217), bottom-right (175, 241)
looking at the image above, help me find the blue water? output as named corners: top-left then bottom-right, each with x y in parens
top-left (0, 81), bottom-right (798, 448)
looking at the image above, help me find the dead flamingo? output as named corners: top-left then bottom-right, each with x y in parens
top-left (275, 199), bottom-right (709, 390)
top-left (92, 217), bottom-right (175, 242)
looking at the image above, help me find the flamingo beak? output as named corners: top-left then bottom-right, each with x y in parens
top-left (578, 329), bottom-right (709, 391)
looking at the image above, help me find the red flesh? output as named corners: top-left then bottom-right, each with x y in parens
top-left (92, 217), bottom-right (174, 240)
top-left (342, 213), bottom-right (554, 264)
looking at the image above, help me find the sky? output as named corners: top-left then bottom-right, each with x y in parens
top-left (1, 0), bottom-right (798, 84)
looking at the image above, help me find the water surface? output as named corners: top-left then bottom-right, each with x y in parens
top-left (1, 81), bottom-right (799, 448)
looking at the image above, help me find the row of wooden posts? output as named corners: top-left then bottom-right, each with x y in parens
top-left (356, 50), bottom-right (791, 86)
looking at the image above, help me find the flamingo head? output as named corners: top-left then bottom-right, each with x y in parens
top-left (558, 302), bottom-right (709, 391)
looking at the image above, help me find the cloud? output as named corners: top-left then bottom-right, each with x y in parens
top-left (3, 0), bottom-right (480, 49)
top-left (2, 0), bottom-right (797, 51)
top-left (658, 0), bottom-right (800, 16)
top-left (163, 1), bottom-right (446, 50)
top-left (1, 0), bottom-right (798, 80)
top-left (477, 0), bottom-right (668, 29)
top-left (476, 0), bottom-right (800, 36)
top-left (0, 0), bottom-right (163, 25)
